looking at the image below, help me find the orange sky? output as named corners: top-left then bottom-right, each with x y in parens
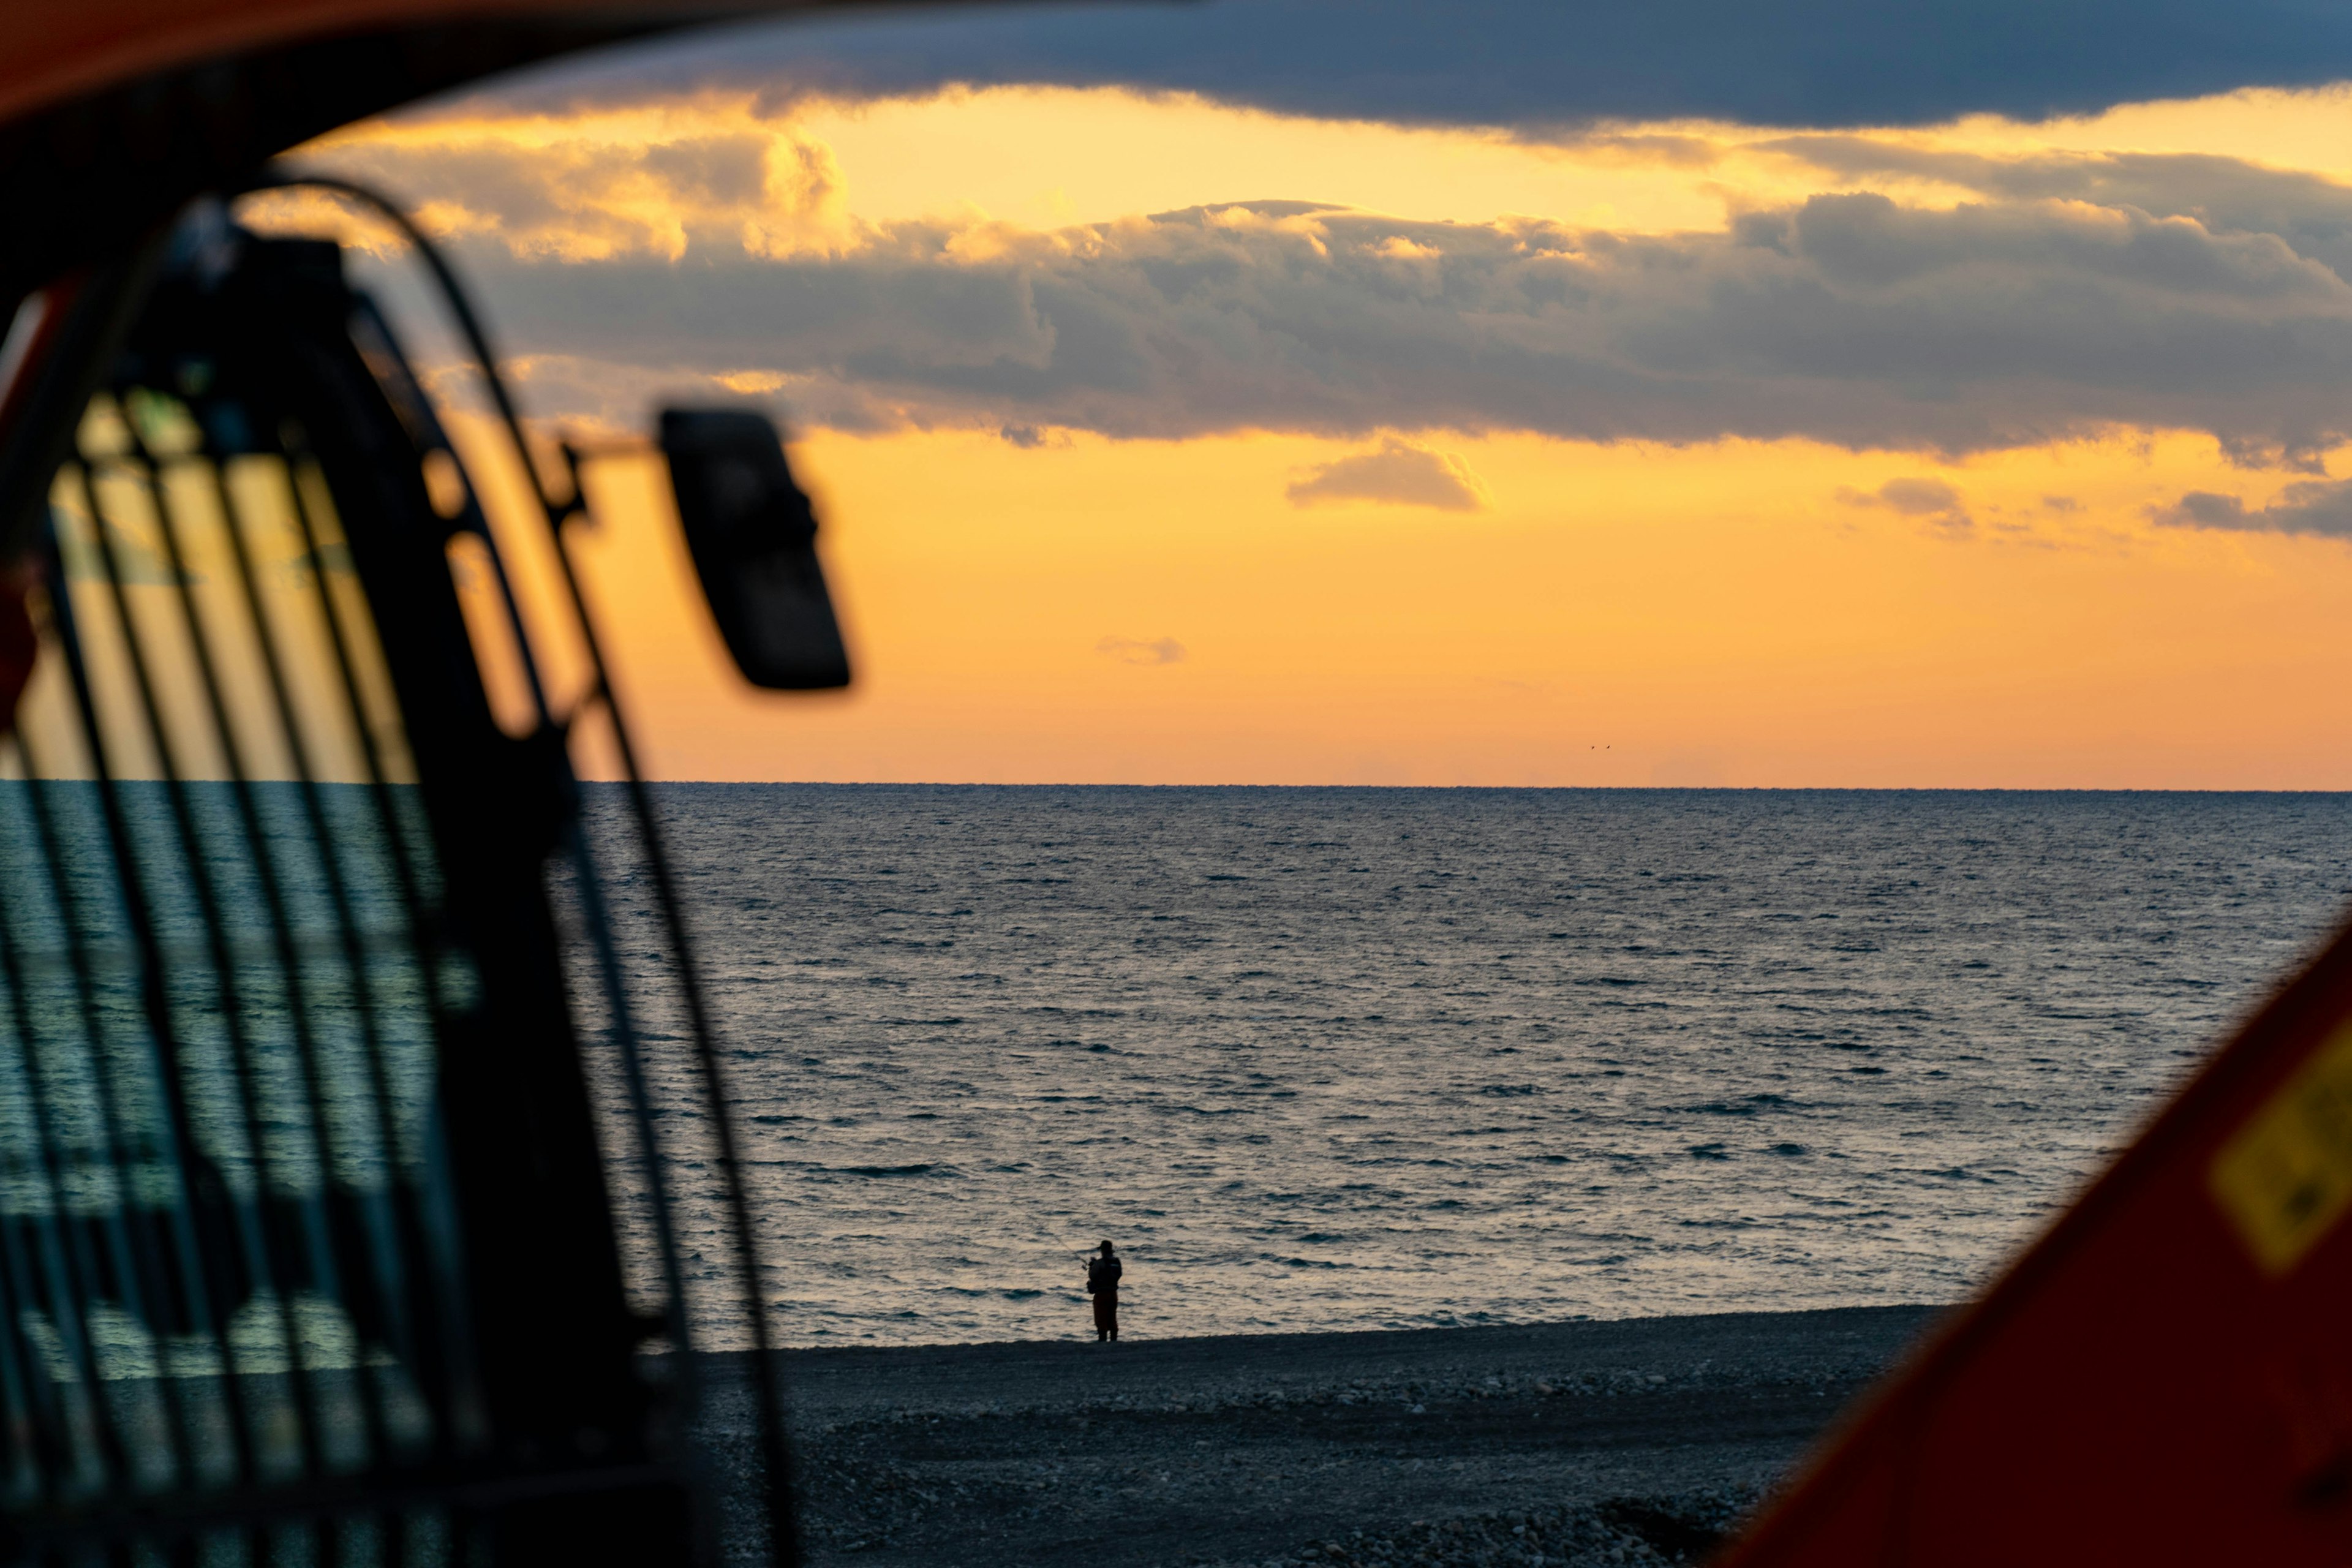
top-left (252, 80), bottom-right (2352, 786)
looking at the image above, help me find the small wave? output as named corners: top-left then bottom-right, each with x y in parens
top-left (1687, 1092), bottom-right (1795, 1117)
top-left (829, 1163), bottom-right (956, 1178)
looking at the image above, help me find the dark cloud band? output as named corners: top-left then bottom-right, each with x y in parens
top-left (440, 186), bottom-right (2352, 460)
top-left (496, 0), bottom-right (2352, 134)
top-left (2152, 479), bottom-right (2352, 537)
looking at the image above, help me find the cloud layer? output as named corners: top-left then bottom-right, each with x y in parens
top-left (1838, 477), bottom-right (1973, 535)
top-left (1097, 635), bottom-right (1186, 665)
top-left (290, 106), bottom-right (2352, 549)
top-left (2152, 478), bottom-right (2352, 537)
top-left (1287, 439), bottom-right (1486, 510)
top-left (425, 181), bottom-right (2352, 462)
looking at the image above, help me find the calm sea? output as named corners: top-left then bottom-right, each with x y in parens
top-left (605, 786), bottom-right (2352, 1346)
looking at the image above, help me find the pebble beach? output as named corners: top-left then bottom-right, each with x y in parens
top-left (695, 1304), bottom-right (1942, 1566)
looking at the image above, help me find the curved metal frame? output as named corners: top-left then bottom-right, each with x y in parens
top-left (238, 172), bottom-right (797, 1567)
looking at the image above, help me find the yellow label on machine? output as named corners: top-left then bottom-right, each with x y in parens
top-left (2211, 1021), bottom-right (2352, 1276)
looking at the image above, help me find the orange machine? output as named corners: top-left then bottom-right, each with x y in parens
top-left (4, 4), bottom-right (2351, 1566)
top-left (1717, 913), bottom-right (2352, 1562)
top-left (0, 7), bottom-right (854, 1565)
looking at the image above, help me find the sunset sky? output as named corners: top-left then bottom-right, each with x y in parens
top-left (272, 2), bottom-right (2352, 787)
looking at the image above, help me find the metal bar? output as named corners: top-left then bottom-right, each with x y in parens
top-left (0, 883), bottom-right (113, 1485)
top-left (543, 538), bottom-right (795, 1560)
top-left (0, 842), bottom-right (164, 1498)
top-left (0, 587), bottom-right (160, 1507)
top-left (34, 505), bottom-right (263, 1490)
top-left (128, 432), bottom-right (394, 1480)
top-left (0, 244), bottom-right (167, 565)
top-left (0, 1110), bottom-right (51, 1502)
top-left (62, 458), bottom-right (326, 1480)
top-left (551, 823), bottom-right (693, 1354)
top-left (0, 1088), bottom-right (70, 1503)
top-left (6, 734), bottom-right (209, 1496)
top-left (273, 447), bottom-right (473, 1455)
top-left (203, 449), bottom-right (427, 1449)
top-left (22, 727), bottom-right (326, 1486)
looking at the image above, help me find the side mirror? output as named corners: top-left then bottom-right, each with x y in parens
top-left (658, 407), bottom-right (850, 690)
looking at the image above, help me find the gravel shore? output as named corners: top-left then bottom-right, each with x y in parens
top-left (714, 1305), bottom-right (1941, 1567)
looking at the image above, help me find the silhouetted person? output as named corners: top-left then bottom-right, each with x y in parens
top-left (1086, 1240), bottom-right (1122, 1342)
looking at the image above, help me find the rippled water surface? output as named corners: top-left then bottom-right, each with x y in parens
top-left (608, 786), bottom-right (2352, 1345)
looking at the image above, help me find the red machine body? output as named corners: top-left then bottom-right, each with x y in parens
top-left (1722, 917), bottom-right (2352, 1564)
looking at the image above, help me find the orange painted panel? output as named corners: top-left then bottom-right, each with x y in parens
top-left (1721, 917), bottom-right (2352, 1565)
top-left (0, 0), bottom-right (793, 126)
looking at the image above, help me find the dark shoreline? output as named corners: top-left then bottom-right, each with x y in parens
top-left (701, 1305), bottom-right (1948, 1566)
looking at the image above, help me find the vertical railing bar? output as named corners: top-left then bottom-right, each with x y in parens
top-left (0, 1090), bottom-right (70, 1503)
top-left (14, 760), bottom-right (214, 1568)
top-left (0, 854), bottom-right (173, 1498)
top-left (118, 444), bottom-right (369, 1502)
top-left (129, 431), bottom-right (392, 1485)
top-left (0, 1206), bottom-right (53, 1502)
top-left (543, 499), bottom-right (797, 1566)
top-left (0, 629), bottom-right (157, 1505)
top-left (201, 451), bottom-right (424, 1417)
top-left (34, 502), bottom-right (263, 1488)
top-left (63, 459), bottom-right (326, 1480)
top-left (6, 726), bottom-right (211, 1495)
top-left (1, 1069), bottom-right (132, 1498)
top-left (0, 917), bottom-right (113, 1496)
top-left (274, 446), bottom-right (472, 1453)
top-left (10, 734), bottom-right (210, 1494)
top-left (457, 516), bottom-right (554, 725)
top-left (553, 824), bottom-right (694, 1350)
top-left (0, 1053), bottom-right (49, 1499)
